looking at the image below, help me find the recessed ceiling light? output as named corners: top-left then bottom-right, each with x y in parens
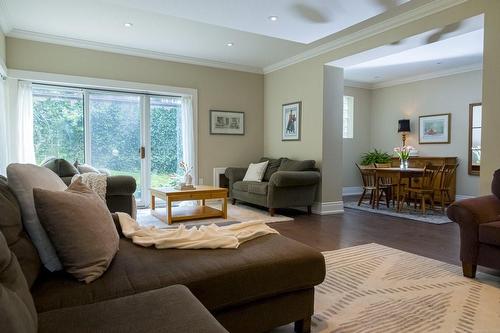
top-left (226, 42), bottom-right (234, 47)
top-left (124, 22), bottom-right (133, 28)
top-left (268, 16), bottom-right (278, 21)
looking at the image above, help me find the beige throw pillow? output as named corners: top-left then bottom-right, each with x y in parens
top-left (33, 179), bottom-right (119, 283)
top-left (7, 163), bottom-right (67, 272)
top-left (243, 161), bottom-right (269, 182)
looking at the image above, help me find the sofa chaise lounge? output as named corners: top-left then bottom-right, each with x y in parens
top-left (0, 175), bottom-right (326, 332)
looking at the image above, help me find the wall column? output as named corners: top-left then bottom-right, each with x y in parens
top-left (320, 65), bottom-right (344, 213)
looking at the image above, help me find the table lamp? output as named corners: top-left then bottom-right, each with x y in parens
top-left (398, 119), bottom-right (410, 147)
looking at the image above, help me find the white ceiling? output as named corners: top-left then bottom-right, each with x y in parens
top-left (339, 15), bottom-right (484, 87)
top-left (0, 0), bottom-right (416, 72)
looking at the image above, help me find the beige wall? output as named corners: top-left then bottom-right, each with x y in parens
top-left (264, 0), bottom-right (499, 202)
top-left (6, 38), bottom-right (264, 185)
top-left (370, 70), bottom-right (482, 196)
top-left (342, 86), bottom-right (372, 189)
top-left (480, 1), bottom-right (500, 193)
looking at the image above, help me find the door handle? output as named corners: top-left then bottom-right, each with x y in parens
top-left (140, 146), bottom-right (145, 159)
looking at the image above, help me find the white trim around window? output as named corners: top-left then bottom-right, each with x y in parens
top-left (10, 69), bottom-right (198, 207)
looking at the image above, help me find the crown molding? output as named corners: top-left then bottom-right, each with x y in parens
top-left (371, 63), bottom-right (483, 89)
top-left (263, 0), bottom-right (468, 74)
top-left (6, 29), bottom-right (263, 74)
top-left (344, 80), bottom-right (373, 89)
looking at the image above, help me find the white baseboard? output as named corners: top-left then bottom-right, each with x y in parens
top-left (455, 194), bottom-right (475, 201)
top-left (310, 201), bottom-right (344, 215)
top-left (342, 186), bottom-right (363, 196)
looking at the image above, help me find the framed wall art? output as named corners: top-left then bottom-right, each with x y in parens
top-left (209, 110), bottom-right (245, 135)
top-left (282, 101), bottom-right (301, 141)
top-left (419, 113), bottom-right (451, 144)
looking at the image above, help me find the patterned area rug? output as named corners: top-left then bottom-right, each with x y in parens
top-left (312, 243), bottom-right (500, 333)
top-left (137, 202), bottom-right (292, 229)
top-left (343, 201), bottom-right (452, 224)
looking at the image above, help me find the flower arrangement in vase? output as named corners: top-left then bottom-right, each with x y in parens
top-left (393, 146), bottom-right (413, 169)
top-left (178, 161), bottom-right (195, 190)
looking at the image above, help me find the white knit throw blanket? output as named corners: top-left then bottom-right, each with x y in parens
top-left (71, 173), bottom-right (107, 201)
top-left (116, 212), bottom-right (279, 249)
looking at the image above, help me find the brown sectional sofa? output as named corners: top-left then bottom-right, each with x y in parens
top-left (0, 175), bottom-right (326, 332)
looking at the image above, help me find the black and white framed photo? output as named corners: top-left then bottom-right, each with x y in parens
top-left (282, 101), bottom-right (301, 141)
top-left (209, 110), bottom-right (245, 135)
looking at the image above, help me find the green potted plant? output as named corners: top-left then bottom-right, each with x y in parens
top-left (360, 149), bottom-right (392, 166)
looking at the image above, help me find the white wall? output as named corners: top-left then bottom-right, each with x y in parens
top-left (369, 70), bottom-right (482, 196)
top-left (342, 86), bottom-right (372, 189)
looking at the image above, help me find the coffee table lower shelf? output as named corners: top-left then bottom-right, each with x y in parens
top-left (151, 205), bottom-right (225, 224)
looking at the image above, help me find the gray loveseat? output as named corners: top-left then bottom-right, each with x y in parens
top-left (225, 158), bottom-right (321, 215)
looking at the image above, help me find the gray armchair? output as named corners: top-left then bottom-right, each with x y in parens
top-left (225, 158), bottom-right (320, 215)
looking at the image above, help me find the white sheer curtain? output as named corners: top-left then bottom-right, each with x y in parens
top-left (0, 77), bottom-right (7, 175)
top-left (16, 81), bottom-right (36, 164)
top-left (181, 95), bottom-right (196, 184)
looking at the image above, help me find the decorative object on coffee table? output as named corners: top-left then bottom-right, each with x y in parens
top-left (177, 161), bottom-right (195, 190)
top-left (150, 186), bottom-right (228, 224)
top-left (419, 113), bottom-right (451, 144)
top-left (209, 110), bottom-right (245, 135)
top-left (282, 101), bottom-right (301, 141)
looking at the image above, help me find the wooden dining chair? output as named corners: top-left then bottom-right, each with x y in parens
top-left (374, 163), bottom-right (398, 207)
top-left (438, 164), bottom-right (459, 212)
top-left (356, 164), bottom-right (390, 208)
top-left (401, 164), bottom-right (442, 215)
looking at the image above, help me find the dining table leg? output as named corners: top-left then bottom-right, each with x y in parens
top-left (396, 174), bottom-right (402, 212)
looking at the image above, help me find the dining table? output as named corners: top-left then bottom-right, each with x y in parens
top-left (366, 167), bottom-right (425, 212)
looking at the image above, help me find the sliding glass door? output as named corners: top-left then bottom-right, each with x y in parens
top-left (149, 96), bottom-right (183, 189)
top-left (87, 91), bottom-right (143, 201)
top-left (33, 84), bottom-right (191, 207)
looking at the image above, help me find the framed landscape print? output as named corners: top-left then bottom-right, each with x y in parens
top-left (419, 113), bottom-right (451, 144)
top-left (282, 101), bottom-right (301, 141)
top-left (209, 110), bottom-right (245, 135)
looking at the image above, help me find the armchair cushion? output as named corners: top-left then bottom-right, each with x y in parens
top-left (479, 221), bottom-right (500, 247)
top-left (269, 171), bottom-right (321, 188)
top-left (278, 159), bottom-right (316, 172)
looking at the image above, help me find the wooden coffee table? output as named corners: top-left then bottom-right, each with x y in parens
top-left (150, 185), bottom-right (228, 224)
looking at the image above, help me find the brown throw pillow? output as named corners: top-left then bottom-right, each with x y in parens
top-left (33, 179), bottom-right (119, 283)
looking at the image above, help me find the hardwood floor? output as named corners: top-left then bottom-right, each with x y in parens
top-left (271, 207), bottom-right (462, 266)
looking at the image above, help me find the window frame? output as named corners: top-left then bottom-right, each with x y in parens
top-left (343, 95), bottom-right (354, 139)
top-left (468, 102), bottom-right (482, 176)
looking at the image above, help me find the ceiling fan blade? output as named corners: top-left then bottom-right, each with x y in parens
top-left (291, 3), bottom-right (331, 23)
top-left (426, 22), bottom-right (463, 44)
